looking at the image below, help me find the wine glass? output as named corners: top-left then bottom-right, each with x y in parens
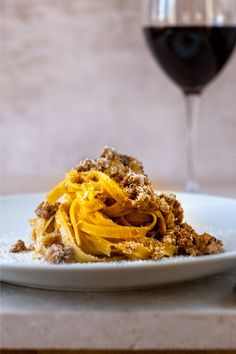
top-left (143, 0), bottom-right (236, 192)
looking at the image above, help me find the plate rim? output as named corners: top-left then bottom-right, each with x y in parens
top-left (1, 251), bottom-right (236, 271)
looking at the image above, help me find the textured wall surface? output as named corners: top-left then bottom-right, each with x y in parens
top-left (2, 0), bottom-right (236, 187)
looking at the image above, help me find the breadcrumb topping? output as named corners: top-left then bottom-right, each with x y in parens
top-left (10, 239), bottom-right (29, 253)
top-left (75, 146), bottom-right (159, 210)
top-left (43, 244), bottom-right (74, 264)
top-left (35, 201), bottom-right (59, 220)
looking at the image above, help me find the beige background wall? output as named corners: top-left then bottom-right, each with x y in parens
top-left (2, 0), bottom-right (236, 190)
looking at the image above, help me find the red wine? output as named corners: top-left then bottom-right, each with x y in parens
top-left (143, 26), bottom-right (236, 94)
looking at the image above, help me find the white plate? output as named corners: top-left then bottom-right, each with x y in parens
top-left (1, 192), bottom-right (236, 291)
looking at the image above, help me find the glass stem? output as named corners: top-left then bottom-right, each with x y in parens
top-left (184, 93), bottom-right (201, 193)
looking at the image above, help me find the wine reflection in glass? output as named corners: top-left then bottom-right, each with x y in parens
top-left (143, 0), bottom-right (236, 192)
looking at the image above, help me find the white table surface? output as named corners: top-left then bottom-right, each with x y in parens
top-left (1, 180), bottom-right (236, 351)
top-left (1, 268), bottom-right (236, 350)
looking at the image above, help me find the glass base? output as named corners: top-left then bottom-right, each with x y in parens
top-left (186, 180), bottom-right (200, 193)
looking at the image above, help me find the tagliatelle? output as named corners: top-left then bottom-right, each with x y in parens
top-left (28, 147), bottom-right (223, 263)
top-left (30, 169), bottom-right (176, 262)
